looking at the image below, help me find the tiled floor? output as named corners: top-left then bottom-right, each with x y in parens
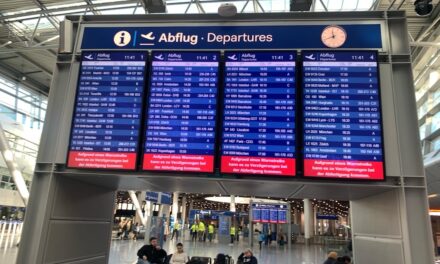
top-left (2, 237), bottom-right (335, 263)
top-left (109, 238), bottom-right (330, 264)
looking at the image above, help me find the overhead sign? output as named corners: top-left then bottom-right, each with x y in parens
top-left (67, 52), bottom-right (146, 170)
top-left (252, 204), bottom-right (287, 224)
top-left (221, 52), bottom-right (296, 176)
top-left (146, 192), bottom-right (172, 204)
top-left (316, 214), bottom-right (338, 220)
top-left (81, 24), bottom-right (382, 50)
top-left (302, 51), bottom-right (385, 180)
top-left (142, 52), bottom-right (219, 172)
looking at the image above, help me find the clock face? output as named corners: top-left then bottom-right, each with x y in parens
top-left (321, 26), bottom-right (347, 48)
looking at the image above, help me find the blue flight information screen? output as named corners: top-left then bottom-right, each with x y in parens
top-left (252, 204), bottom-right (287, 223)
top-left (278, 209), bottom-right (287, 223)
top-left (252, 208), bottom-right (261, 223)
top-left (143, 52), bottom-right (219, 172)
top-left (221, 52), bottom-right (296, 176)
top-left (67, 52), bottom-right (146, 170)
top-left (302, 51), bottom-right (384, 180)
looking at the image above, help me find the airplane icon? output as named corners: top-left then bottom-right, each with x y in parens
top-left (141, 32), bottom-right (155, 40)
top-left (305, 54), bottom-right (316, 60)
top-left (154, 54), bottom-right (164, 60)
top-left (228, 54), bottom-right (237, 61)
top-left (84, 54), bottom-right (93, 60)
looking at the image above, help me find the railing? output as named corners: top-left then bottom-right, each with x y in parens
top-left (3, 130), bottom-right (39, 159)
top-left (0, 221), bottom-right (23, 249)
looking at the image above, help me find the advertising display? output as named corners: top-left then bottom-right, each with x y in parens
top-left (302, 51), bottom-right (384, 180)
top-left (143, 52), bottom-right (219, 172)
top-left (221, 52), bottom-right (296, 176)
top-left (67, 52), bottom-right (146, 170)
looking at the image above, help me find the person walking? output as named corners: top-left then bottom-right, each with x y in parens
top-left (257, 231), bottom-right (265, 250)
top-left (190, 222), bottom-right (198, 242)
top-left (229, 225), bottom-right (236, 245)
top-left (171, 221), bottom-right (180, 241)
top-left (208, 223), bottom-right (215, 242)
top-left (198, 220), bottom-right (206, 242)
top-left (137, 237), bottom-right (167, 264)
top-left (170, 243), bottom-right (189, 264)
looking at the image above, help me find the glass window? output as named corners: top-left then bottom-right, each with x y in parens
top-left (432, 111), bottom-right (440, 132)
top-left (0, 91), bottom-right (16, 108)
top-left (432, 136), bottom-right (440, 152)
top-left (434, 89), bottom-right (440, 102)
top-left (420, 124), bottom-right (426, 139)
top-left (419, 101), bottom-right (429, 117)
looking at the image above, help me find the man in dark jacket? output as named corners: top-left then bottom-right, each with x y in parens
top-left (137, 237), bottom-right (167, 264)
top-left (323, 252), bottom-right (338, 264)
top-left (237, 249), bottom-right (258, 264)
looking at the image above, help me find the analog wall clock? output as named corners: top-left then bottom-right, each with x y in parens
top-left (321, 25), bottom-right (347, 48)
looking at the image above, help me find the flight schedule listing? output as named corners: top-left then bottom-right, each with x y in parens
top-left (67, 52), bottom-right (146, 170)
top-left (143, 52), bottom-right (219, 172)
top-left (302, 51), bottom-right (384, 180)
top-left (221, 52), bottom-right (296, 176)
top-left (252, 204), bottom-right (287, 223)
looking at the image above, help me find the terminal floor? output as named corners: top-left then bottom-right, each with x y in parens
top-left (2, 238), bottom-right (331, 263)
top-left (110, 239), bottom-right (329, 264)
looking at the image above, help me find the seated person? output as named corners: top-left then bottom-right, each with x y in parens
top-left (237, 248), bottom-right (257, 264)
top-left (137, 237), bottom-right (167, 264)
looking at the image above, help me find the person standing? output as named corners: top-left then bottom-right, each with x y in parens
top-left (208, 223), bottom-right (215, 242)
top-left (171, 220), bottom-right (181, 241)
top-left (190, 222), bottom-right (198, 242)
top-left (170, 243), bottom-right (189, 264)
top-left (198, 220), bottom-right (206, 242)
top-left (257, 231), bottom-right (265, 250)
top-left (229, 225), bottom-right (236, 245)
top-left (137, 237), bottom-right (167, 264)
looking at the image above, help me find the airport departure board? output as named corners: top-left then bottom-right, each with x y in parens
top-left (278, 208), bottom-right (287, 223)
top-left (67, 52), bottom-right (146, 170)
top-left (252, 204), bottom-right (287, 223)
top-left (143, 52), bottom-right (219, 172)
top-left (221, 52), bottom-right (296, 176)
top-left (302, 51), bottom-right (384, 180)
top-left (270, 208), bottom-right (278, 223)
top-left (252, 208), bottom-right (261, 222)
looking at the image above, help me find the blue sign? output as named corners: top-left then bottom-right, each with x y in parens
top-left (81, 24), bottom-right (382, 50)
top-left (302, 51), bottom-right (385, 180)
top-left (160, 192), bottom-right (172, 205)
top-left (221, 52), bottom-right (296, 176)
top-left (252, 204), bottom-right (287, 223)
top-left (67, 52), bottom-right (146, 170)
top-left (142, 52), bottom-right (219, 173)
top-left (145, 192), bottom-right (172, 204)
top-left (146, 191), bottom-right (159, 203)
top-left (316, 214), bottom-right (339, 220)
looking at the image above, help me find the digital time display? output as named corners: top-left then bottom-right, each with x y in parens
top-left (142, 52), bottom-right (219, 172)
top-left (221, 52), bottom-right (296, 176)
top-left (67, 52), bottom-right (146, 170)
top-left (302, 51), bottom-right (384, 180)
